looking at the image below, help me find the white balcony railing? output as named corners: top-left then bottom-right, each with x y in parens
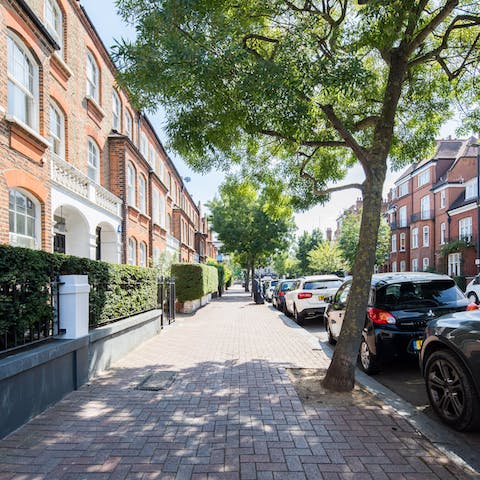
top-left (51, 153), bottom-right (122, 217)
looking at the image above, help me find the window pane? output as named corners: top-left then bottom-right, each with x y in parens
top-left (16, 213), bottom-right (25, 235)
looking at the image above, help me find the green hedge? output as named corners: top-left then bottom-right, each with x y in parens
top-left (171, 263), bottom-right (218, 302)
top-left (0, 245), bottom-right (158, 333)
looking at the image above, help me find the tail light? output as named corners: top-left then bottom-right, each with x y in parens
top-left (367, 307), bottom-right (396, 325)
top-left (467, 303), bottom-right (479, 311)
top-left (279, 291), bottom-right (285, 297)
top-left (298, 292), bottom-right (312, 299)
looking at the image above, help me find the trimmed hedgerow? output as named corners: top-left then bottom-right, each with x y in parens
top-left (0, 245), bottom-right (158, 333)
top-left (171, 263), bottom-right (218, 302)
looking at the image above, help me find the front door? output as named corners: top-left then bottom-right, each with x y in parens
top-left (54, 233), bottom-right (66, 254)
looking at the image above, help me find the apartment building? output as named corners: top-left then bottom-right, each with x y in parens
top-left (386, 138), bottom-right (478, 278)
top-left (1, 0), bottom-right (217, 265)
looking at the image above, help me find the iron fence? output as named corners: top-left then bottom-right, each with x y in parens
top-left (0, 278), bottom-right (60, 356)
top-left (158, 276), bottom-right (176, 328)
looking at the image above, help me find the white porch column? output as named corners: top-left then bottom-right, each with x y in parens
top-left (58, 275), bottom-right (90, 339)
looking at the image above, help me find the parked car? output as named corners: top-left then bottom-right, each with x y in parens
top-left (272, 279), bottom-right (297, 311)
top-left (264, 279), bottom-right (279, 302)
top-left (420, 309), bottom-right (480, 431)
top-left (465, 274), bottom-right (480, 304)
top-left (325, 272), bottom-right (477, 375)
top-left (284, 275), bottom-right (343, 323)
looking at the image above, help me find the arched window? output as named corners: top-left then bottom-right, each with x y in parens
top-left (9, 189), bottom-right (40, 249)
top-left (128, 237), bottom-right (137, 265)
top-left (125, 109), bottom-right (133, 140)
top-left (50, 102), bottom-right (65, 158)
top-left (7, 32), bottom-right (39, 130)
top-left (86, 51), bottom-right (99, 102)
top-left (127, 162), bottom-right (136, 205)
top-left (139, 174), bottom-right (146, 213)
top-left (112, 90), bottom-right (121, 131)
top-left (139, 242), bottom-right (147, 267)
top-left (87, 138), bottom-right (100, 182)
top-left (44, 0), bottom-right (63, 55)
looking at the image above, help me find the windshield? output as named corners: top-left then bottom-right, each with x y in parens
top-left (281, 281), bottom-right (295, 291)
top-left (304, 280), bottom-right (343, 290)
top-left (376, 280), bottom-right (464, 308)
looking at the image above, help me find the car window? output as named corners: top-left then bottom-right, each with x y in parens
top-left (334, 283), bottom-right (351, 304)
top-left (270, 281), bottom-right (278, 288)
top-left (376, 280), bottom-right (464, 307)
top-left (281, 281), bottom-right (295, 291)
top-left (304, 280), bottom-right (343, 290)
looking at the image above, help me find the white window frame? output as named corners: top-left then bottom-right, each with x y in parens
top-left (423, 226), bottom-right (429, 247)
top-left (86, 51), bottom-right (99, 102)
top-left (9, 188), bottom-right (41, 249)
top-left (392, 261), bottom-right (397, 272)
top-left (149, 144), bottom-right (156, 167)
top-left (87, 138), bottom-right (100, 182)
top-left (411, 228), bottom-right (418, 249)
top-left (152, 188), bottom-right (159, 225)
top-left (399, 206), bottom-right (407, 228)
top-left (418, 169), bottom-right (430, 187)
top-left (448, 252), bottom-right (461, 277)
top-left (440, 222), bottom-right (446, 245)
top-left (139, 242), bottom-right (147, 267)
top-left (423, 257), bottom-right (429, 271)
top-left (125, 110), bottom-right (133, 140)
top-left (7, 33), bottom-right (39, 130)
top-left (140, 132), bottom-right (148, 158)
top-left (112, 90), bottom-right (121, 131)
top-left (49, 102), bottom-right (65, 159)
top-left (465, 179), bottom-right (477, 200)
top-left (398, 182), bottom-right (408, 197)
top-left (128, 237), bottom-right (137, 265)
top-left (159, 194), bottom-right (166, 228)
top-left (139, 174), bottom-right (146, 214)
top-left (412, 258), bottom-right (418, 272)
top-left (400, 260), bottom-right (406, 272)
top-left (420, 195), bottom-right (430, 220)
top-left (440, 190), bottom-right (446, 209)
top-left (399, 233), bottom-right (406, 252)
top-left (459, 217), bottom-right (472, 242)
top-left (44, 0), bottom-right (63, 55)
top-left (391, 234), bottom-right (397, 253)
top-left (127, 162), bottom-right (136, 206)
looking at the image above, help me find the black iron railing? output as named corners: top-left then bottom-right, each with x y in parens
top-left (0, 278), bottom-right (60, 356)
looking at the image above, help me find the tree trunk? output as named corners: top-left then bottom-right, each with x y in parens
top-left (250, 258), bottom-right (255, 298)
top-left (322, 163), bottom-right (387, 391)
top-left (245, 269), bottom-right (250, 292)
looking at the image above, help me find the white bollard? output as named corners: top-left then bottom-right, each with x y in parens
top-left (58, 275), bottom-right (90, 339)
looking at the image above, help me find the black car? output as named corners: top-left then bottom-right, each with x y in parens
top-left (420, 309), bottom-right (480, 431)
top-left (272, 279), bottom-right (296, 312)
top-left (325, 272), bottom-right (476, 375)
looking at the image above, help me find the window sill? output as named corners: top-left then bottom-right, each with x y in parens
top-left (5, 115), bottom-right (50, 163)
top-left (85, 96), bottom-right (105, 125)
top-left (50, 53), bottom-right (73, 85)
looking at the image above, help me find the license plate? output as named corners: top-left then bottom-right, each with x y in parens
top-left (318, 295), bottom-right (325, 301)
top-left (412, 339), bottom-right (423, 351)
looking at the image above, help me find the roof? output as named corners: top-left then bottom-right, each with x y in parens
top-left (370, 272), bottom-right (454, 287)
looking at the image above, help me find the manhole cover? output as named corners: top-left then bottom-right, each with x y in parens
top-left (136, 371), bottom-right (177, 391)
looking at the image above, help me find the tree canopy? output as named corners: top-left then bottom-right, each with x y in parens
top-left (114, 0), bottom-right (480, 391)
top-left (308, 241), bottom-right (347, 274)
top-left (295, 229), bottom-right (324, 275)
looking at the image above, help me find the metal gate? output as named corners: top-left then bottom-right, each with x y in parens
top-left (158, 276), bottom-right (176, 328)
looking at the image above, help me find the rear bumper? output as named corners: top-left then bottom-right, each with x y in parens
top-left (373, 328), bottom-right (424, 361)
top-left (299, 306), bottom-right (326, 318)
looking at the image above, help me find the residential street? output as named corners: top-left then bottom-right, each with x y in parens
top-left (1, 285), bottom-right (479, 479)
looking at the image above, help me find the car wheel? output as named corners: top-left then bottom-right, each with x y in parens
top-left (293, 306), bottom-right (304, 325)
top-left (326, 321), bottom-right (336, 345)
top-left (467, 292), bottom-right (479, 304)
top-left (358, 338), bottom-right (380, 375)
top-left (424, 350), bottom-right (480, 432)
top-left (282, 302), bottom-right (289, 316)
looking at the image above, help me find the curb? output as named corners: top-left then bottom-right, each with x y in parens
top-left (277, 311), bottom-right (480, 476)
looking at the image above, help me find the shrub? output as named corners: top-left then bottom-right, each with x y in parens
top-left (171, 263), bottom-right (218, 302)
top-left (0, 245), bottom-right (159, 332)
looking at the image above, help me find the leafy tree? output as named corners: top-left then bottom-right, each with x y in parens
top-left (337, 210), bottom-right (390, 271)
top-left (272, 251), bottom-right (300, 279)
top-left (296, 229), bottom-right (324, 275)
top-left (114, 0), bottom-right (480, 391)
top-left (207, 177), bottom-right (294, 290)
top-left (308, 242), bottom-right (347, 274)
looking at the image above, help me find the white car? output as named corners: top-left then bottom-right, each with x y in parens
top-left (265, 279), bottom-right (279, 302)
top-left (284, 275), bottom-right (344, 324)
top-left (465, 274), bottom-right (480, 304)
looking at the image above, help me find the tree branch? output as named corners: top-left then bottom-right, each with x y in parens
top-left (243, 34), bottom-right (280, 60)
top-left (353, 116), bottom-right (379, 131)
top-left (259, 129), bottom-right (347, 148)
top-left (319, 105), bottom-right (370, 171)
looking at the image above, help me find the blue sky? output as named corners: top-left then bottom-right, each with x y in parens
top-left (80, 0), bottom-right (459, 235)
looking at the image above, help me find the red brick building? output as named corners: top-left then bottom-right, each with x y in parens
top-left (0, 0), bottom-right (217, 266)
top-left (386, 138), bottom-right (478, 279)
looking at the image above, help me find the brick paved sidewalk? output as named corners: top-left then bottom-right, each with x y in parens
top-left (0, 286), bottom-right (477, 479)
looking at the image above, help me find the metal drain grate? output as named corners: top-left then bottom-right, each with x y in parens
top-left (136, 371), bottom-right (177, 391)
